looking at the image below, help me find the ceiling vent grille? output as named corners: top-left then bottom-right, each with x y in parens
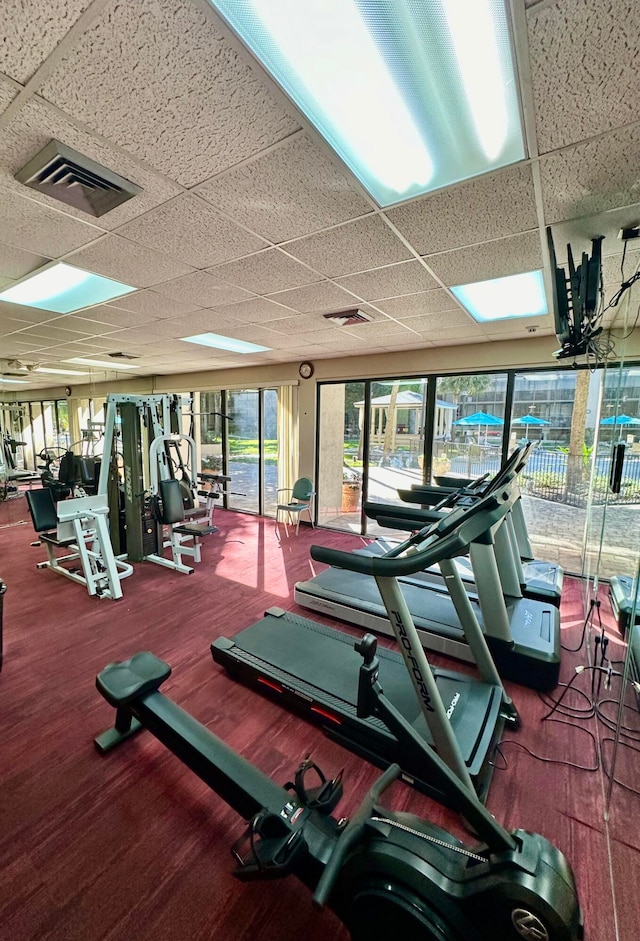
top-left (15, 140), bottom-right (142, 217)
top-left (323, 309), bottom-right (374, 327)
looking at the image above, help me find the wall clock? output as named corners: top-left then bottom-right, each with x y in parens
top-left (298, 361), bottom-right (314, 379)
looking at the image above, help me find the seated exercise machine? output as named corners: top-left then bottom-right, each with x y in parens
top-left (98, 394), bottom-right (217, 577)
top-left (25, 488), bottom-right (133, 600)
top-left (94, 645), bottom-right (583, 940)
top-left (149, 434), bottom-right (219, 573)
top-left (295, 464), bottom-right (561, 691)
top-left (213, 485), bottom-right (522, 806)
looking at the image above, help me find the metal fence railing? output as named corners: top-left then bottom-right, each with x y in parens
top-left (433, 443), bottom-right (640, 508)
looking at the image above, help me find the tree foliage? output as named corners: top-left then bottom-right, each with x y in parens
top-left (437, 375), bottom-right (493, 399)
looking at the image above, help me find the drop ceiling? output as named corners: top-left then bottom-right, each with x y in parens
top-left (1, 0), bottom-right (639, 392)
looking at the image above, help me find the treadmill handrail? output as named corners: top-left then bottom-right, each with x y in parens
top-left (311, 484), bottom-right (514, 578)
top-left (407, 441), bottom-right (533, 502)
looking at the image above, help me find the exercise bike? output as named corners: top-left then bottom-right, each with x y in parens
top-left (95, 634), bottom-right (583, 940)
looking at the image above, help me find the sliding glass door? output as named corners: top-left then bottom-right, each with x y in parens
top-left (199, 388), bottom-right (278, 516)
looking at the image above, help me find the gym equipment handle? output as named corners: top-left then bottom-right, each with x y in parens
top-left (313, 763), bottom-right (401, 910)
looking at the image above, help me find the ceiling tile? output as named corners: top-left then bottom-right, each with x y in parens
top-left (0, 74), bottom-right (19, 115)
top-left (37, 0), bottom-right (299, 186)
top-left (285, 215), bottom-right (412, 278)
top-left (267, 280), bottom-right (359, 314)
top-left (375, 289), bottom-right (461, 319)
top-left (540, 125), bottom-right (640, 224)
top-left (115, 194), bottom-right (268, 268)
top-left (0, 240), bottom-right (50, 279)
top-left (528, 0), bottom-right (640, 153)
top-left (13, 322), bottom-right (95, 343)
top-left (481, 316), bottom-right (552, 336)
top-left (419, 326), bottom-right (480, 343)
top-left (167, 309), bottom-right (258, 335)
top-left (102, 320), bottom-right (190, 344)
top-left (335, 260), bottom-right (439, 301)
top-left (262, 314), bottom-right (335, 336)
top-left (0, 96), bottom-right (184, 229)
top-left (67, 233), bottom-right (194, 287)
top-left (152, 270), bottom-right (251, 308)
top-left (425, 231), bottom-right (543, 286)
top-left (50, 313), bottom-right (124, 335)
top-left (105, 289), bottom-right (198, 319)
top-left (394, 309), bottom-right (474, 332)
top-left (218, 296), bottom-right (295, 323)
top-left (75, 304), bottom-right (161, 329)
top-left (1, 0), bottom-right (92, 83)
top-left (196, 132), bottom-right (372, 242)
top-left (387, 164), bottom-right (537, 255)
top-left (0, 185), bottom-right (103, 256)
top-left (209, 248), bottom-right (321, 295)
top-left (342, 321), bottom-right (415, 341)
top-left (0, 300), bottom-right (57, 323)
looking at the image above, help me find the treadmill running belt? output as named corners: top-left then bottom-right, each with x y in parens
top-left (212, 608), bottom-right (504, 805)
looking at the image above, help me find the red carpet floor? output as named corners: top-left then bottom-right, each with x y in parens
top-left (1, 495), bottom-right (639, 940)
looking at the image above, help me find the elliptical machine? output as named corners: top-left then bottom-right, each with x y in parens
top-left (95, 637), bottom-right (583, 940)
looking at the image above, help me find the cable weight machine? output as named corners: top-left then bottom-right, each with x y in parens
top-left (97, 394), bottom-right (217, 575)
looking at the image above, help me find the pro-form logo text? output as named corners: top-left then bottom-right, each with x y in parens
top-left (393, 611), bottom-right (434, 712)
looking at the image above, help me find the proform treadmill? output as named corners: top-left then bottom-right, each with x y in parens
top-left (295, 470), bottom-right (561, 691)
top-left (399, 445), bottom-right (563, 606)
top-left (212, 485), bottom-right (521, 807)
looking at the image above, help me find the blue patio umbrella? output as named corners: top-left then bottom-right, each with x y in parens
top-left (512, 415), bottom-right (551, 426)
top-left (452, 411), bottom-right (503, 472)
top-left (452, 410), bottom-right (504, 427)
top-left (599, 414), bottom-right (640, 425)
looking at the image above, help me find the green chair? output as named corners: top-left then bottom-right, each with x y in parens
top-left (276, 477), bottom-right (315, 536)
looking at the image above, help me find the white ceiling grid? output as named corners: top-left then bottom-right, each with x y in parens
top-left (0, 0), bottom-right (639, 389)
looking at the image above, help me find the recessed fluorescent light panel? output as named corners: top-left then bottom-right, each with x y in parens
top-left (451, 270), bottom-right (547, 322)
top-left (66, 358), bottom-right (140, 369)
top-left (181, 333), bottom-right (271, 354)
top-left (209, 0), bottom-right (524, 206)
top-left (0, 261), bottom-right (136, 313)
top-left (0, 377), bottom-right (28, 384)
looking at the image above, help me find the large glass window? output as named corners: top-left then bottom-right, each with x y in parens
top-left (432, 373), bottom-right (508, 482)
top-left (317, 381), bottom-right (365, 531)
top-left (512, 370), bottom-right (600, 575)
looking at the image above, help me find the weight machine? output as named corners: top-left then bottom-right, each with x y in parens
top-left (97, 394), bottom-right (217, 576)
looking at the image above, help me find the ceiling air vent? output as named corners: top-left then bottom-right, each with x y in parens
top-left (15, 140), bottom-right (142, 217)
top-left (323, 309), bottom-right (374, 327)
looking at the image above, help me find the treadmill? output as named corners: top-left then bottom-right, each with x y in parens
top-left (295, 468), bottom-right (561, 691)
top-left (399, 445), bottom-right (563, 605)
top-left (212, 485), bottom-right (520, 807)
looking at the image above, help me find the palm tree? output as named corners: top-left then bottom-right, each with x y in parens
top-left (438, 374), bottom-right (493, 401)
top-left (566, 369), bottom-right (591, 495)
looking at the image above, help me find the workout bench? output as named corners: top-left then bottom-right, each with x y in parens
top-left (25, 489), bottom-right (133, 600)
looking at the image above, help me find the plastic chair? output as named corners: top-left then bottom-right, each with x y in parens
top-left (276, 477), bottom-right (315, 536)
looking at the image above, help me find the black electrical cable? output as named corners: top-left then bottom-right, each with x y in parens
top-left (538, 679), bottom-right (595, 721)
top-left (562, 596), bottom-right (599, 652)
top-left (497, 720), bottom-right (599, 773)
